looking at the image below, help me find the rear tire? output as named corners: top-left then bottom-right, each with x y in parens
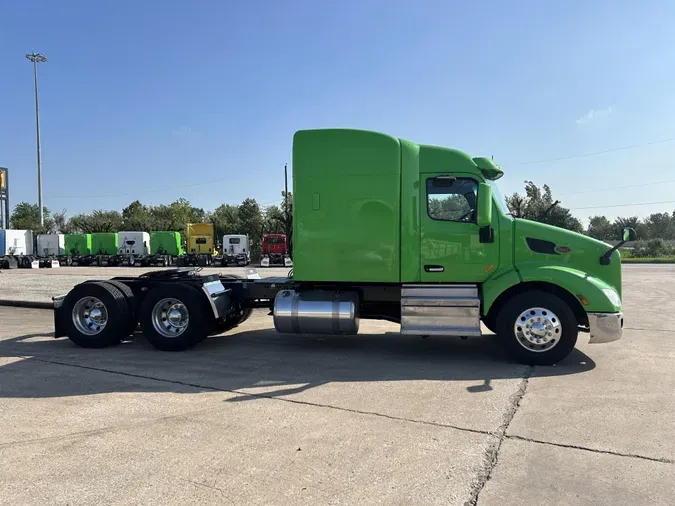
top-left (62, 282), bottom-right (131, 348)
top-left (100, 281), bottom-right (138, 337)
top-left (140, 283), bottom-right (214, 351)
top-left (496, 290), bottom-right (578, 365)
top-left (213, 274), bottom-right (252, 334)
top-left (214, 308), bottom-right (252, 334)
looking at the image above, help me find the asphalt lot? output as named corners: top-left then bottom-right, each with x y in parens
top-left (0, 265), bottom-right (673, 505)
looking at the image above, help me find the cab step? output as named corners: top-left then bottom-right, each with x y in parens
top-left (400, 284), bottom-right (481, 337)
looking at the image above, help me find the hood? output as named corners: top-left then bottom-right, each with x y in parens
top-left (513, 218), bottom-right (622, 296)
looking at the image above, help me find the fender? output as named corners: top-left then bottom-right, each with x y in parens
top-left (482, 265), bottom-right (621, 314)
top-left (482, 268), bottom-right (521, 315)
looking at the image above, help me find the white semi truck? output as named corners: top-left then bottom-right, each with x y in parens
top-left (221, 234), bottom-right (250, 266)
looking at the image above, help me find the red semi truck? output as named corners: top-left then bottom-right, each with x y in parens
top-left (260, 233), bottom-right (292, 267)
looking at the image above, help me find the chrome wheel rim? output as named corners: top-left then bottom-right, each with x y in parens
top-left (151, 298), bottom-right (189, 338)
top-left (72, 296), bottom-right (108, 336)
top-left (514, 307), bottom-right (561, 352)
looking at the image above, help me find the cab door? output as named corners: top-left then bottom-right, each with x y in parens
top-left (420, 174), bottom-right (499, 283)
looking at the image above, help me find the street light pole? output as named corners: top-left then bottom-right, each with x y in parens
top-left (25, 51), bottom-right (47, 227)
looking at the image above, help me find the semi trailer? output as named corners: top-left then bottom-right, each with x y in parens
top-left (53, 128), bottom-right (628, 365)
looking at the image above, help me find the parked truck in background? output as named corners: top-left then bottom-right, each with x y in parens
top-left (0, 229), bottom-right (35, 268)
top-left (36, 234), bottom-right (64, 268)
top-left (88, 232), bottom-right (120, 266)
top-left (221, 234), bottom-right (250, 266)
top-left (117, 231), bottom-right (150, 266)
top-left (37, 234), bottom-right (65, 257)
top-left (64, 234), bottom-right (92, 266)
top-left (260, 233), bottom-right (292, 267)
top-left (53, 128), bottom-right (629, 365)
top-left (148, 231), bottom-right (183, 267)
top-left (179, 222), bottom-right (215, 266)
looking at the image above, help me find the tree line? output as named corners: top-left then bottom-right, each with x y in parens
top-left (10, 194), bottom-right (293, 258)
top-left (505, 180), bottom-right (675, 240)
top-left (8, 181), bottom-right (675, 256)
top-left (505, 181), bottom-right (675, 258)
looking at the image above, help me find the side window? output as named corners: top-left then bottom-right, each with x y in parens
top-left (427, 177), bottom-right (478, 222)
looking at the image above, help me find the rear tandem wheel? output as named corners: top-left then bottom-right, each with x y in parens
top-left (139, 283), bottom-right (215, 351)
top-left (213, 274), bottom-right (253, 334)
top-left (61, 282), bottom-right (132, 348)
top-left (100, 280), bottom-right (139, 337)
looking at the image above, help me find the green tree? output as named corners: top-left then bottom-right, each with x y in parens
top-left (587, 215), bottom-right (614, 241)
top-left (145, 199), bottom-right (205, 237)
top-left (263, 204), bottom-right (284, 234)
top-left (264, 191), bottom-right (294, 254)
top-left (506, 181), bottom-right (583, 233)
top-left (122, 200), bottom-right (156, 231)
top-left (149, 204), bottom-right (173, 231)
top-left (70, 210), bottom-right (123, 233)
top-left (52, 209), bottom-right (77, 234)
top-left (644, 212), bottom-right (674, 240)
top-left (210, 203), bottom-right (240, 239)
top-left (238, 198), bottom-right (265, 259)
top-left (613, 216), bottom-right (648, 241)
top-left (10, 202), bottom-right (55, 233)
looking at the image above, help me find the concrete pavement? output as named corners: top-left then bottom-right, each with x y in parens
top-left (0, 265), bottom-right (291, 303)
top-left (0, 265), bottom-right (673, 504)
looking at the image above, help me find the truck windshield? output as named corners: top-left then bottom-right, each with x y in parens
top-left (488, 180), bottom-right (511, 216)
top-left (265, 237), bottom-right (285, 244)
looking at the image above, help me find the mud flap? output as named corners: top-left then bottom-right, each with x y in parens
top-left (261, 256), bottom-right (270, 267)
top-left (245, 268), bottom-right (261, 280)
top-left (53, 295), bottom-right (67, 338)
top-left (284, 256), bottom-right (293, 267)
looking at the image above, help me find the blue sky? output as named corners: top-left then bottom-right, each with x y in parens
top-left (2, 0), bottom-right (675, 223)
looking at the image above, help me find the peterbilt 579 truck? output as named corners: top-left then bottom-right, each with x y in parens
top-left (53, 129), bottom-right (629, 365)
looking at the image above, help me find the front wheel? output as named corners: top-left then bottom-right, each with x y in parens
top-left (496, 291), bottom-right (578, 365)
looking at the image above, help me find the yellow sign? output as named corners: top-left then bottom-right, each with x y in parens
top-left (0, 169), bottom-right (5, 189)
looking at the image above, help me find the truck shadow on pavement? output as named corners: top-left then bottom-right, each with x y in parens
top-left (0, 327), bottom-right (596, 400)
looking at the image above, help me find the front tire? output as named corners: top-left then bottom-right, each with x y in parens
top-left (496, 291), bottom-right (578, 365)
top-left (140, 283), bottom-right (214, 351)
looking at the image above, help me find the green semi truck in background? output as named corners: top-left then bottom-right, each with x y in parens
top-left (54, 129), bottom-right (631, 365)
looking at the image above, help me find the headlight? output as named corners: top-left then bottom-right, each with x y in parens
top-left (603, 288), bottom-right (621, 308)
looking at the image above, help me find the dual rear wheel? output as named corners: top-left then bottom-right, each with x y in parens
top-left (63, 281), bottom-right (249, 351)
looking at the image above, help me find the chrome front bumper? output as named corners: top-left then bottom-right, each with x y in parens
top-left (588, 312), bottom-right (623, 343)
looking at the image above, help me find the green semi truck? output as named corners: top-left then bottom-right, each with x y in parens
top-left (53, 129), bottom-right (631, 365)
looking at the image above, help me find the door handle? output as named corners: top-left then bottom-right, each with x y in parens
top-left (424, 265), bottom-right (444, 273)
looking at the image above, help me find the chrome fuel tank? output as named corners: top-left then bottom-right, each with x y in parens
top-left (273, 290), bottom-right (359, 335)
